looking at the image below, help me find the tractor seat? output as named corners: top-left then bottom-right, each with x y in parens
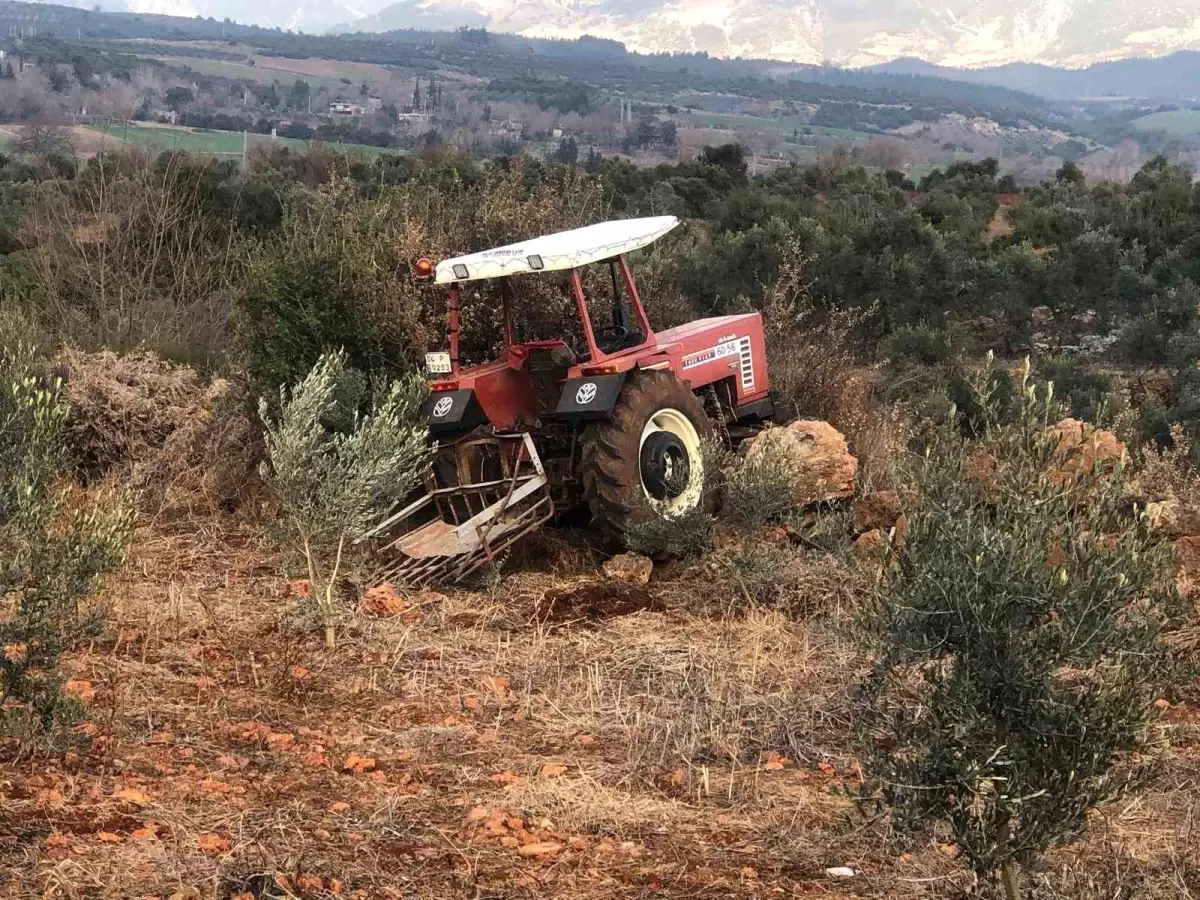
top-left (526, 343), bottom-right (575, 416)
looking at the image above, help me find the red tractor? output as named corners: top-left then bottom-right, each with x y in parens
top-left (367, 215), bottom-right (774, 585)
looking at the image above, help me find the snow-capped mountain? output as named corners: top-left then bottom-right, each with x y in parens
top-left (59, 0), bottom-right (397, 34)
top-left (58, 0), bottom-right (1200, 68)
top-left (335, 0), bottom-right (1200, 69)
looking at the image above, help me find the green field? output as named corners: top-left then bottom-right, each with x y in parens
top-left (154, 56), bottom-right (353, 92)
top-left (678, 110), bottom-right (872, 141)
top-left (84, 122), bottom-right (405, 159)
top-left (1131, 109), bottom-right (1200, 135)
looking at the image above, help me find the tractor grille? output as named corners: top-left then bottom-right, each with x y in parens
top-left (736, 336), bottom-right (755, 391)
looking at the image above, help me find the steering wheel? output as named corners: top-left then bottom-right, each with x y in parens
top-left (592, 325), bottom-right (630, 354)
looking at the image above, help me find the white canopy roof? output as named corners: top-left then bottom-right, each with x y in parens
top-left (434, 215), bottom-right (679, 284)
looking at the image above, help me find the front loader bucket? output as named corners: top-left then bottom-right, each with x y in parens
top-left (363, 432), bottom-right (553, 587)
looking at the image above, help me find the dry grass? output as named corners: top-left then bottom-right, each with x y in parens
top-left (0, 515), bottom-right (1196, 899)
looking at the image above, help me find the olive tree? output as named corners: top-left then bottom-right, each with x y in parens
top-left (0, 343), bottom-right (134, 730)
top-left (861, 356), bottom-right (1184, 899)
top-left (259, 351), bottom-right (428, 649)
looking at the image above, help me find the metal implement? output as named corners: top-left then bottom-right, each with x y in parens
top-left (364, 432), bottom-right (553, 587)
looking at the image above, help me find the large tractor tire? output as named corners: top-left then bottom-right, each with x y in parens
top-left (581, 370), bottom-right (715, 539)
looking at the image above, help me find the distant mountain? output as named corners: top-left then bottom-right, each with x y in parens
top-left (30, 0), bottom-right (396, 33)
top-left (333, 0), bottom-right (1200, 70)
top-left (20, 0), bottom-right (1200, 96)
top-left (871, 53), bottom-right (1200, 100)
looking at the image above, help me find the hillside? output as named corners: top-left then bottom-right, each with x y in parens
top-left (871, 51), bottom-right (1200, 101)
top-left (0, 3), bottom-right (1194, 196)
top-left (38, 0), bottom-right (1200, 69)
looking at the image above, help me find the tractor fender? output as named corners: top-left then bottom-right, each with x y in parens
top-left (421, 389), bottom-right (488, 433)
top-left (555, 374), bottom-right (628, 421)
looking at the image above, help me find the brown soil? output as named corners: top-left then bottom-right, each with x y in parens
top-left (536, 583), bottom-right (665, 623)
top-left (1, 517), bottom-right (1196, 899)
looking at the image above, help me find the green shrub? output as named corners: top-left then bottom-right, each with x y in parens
top-left (236, 182), bottom-right (434, 396)
top-left (860, 355), bottom-right (1185, 899)
top-left (720, 451), bottom-right (801, 534)
top-left (622, 505), bottom-right (715, 559)
top-left (882, 324), bottom-right (968, 367)
top-left (946, 364), bottom-right (1014, 436)
top-left (1038, 355), bottom-right (1118, 424)
top-left (259, 351), bottom-right (429, 648)
top-left (0, 342), bottom-right (134, 731)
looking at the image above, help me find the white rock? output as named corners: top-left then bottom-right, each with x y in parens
top-left (824, 867), bottom-right (856, 879)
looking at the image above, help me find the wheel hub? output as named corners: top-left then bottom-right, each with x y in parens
top-left (639, 431), bottom-right (692, 501)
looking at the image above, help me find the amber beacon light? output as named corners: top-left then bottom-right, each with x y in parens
top-left (413, 256), bottom-right (435, 281)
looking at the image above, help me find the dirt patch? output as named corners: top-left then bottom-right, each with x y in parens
top-left (0, 125), bottom-right (127, 158)
top-left (535, 583), bottom-right (665, 623)
top-left (985, 208), bottom-right (1015, 243)
top-left (252, 53), bottom-right (396, 82)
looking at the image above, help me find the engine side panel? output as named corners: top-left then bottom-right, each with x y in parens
top-left (640, 313), bottom-right (770, 405)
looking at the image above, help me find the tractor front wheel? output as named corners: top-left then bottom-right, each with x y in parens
top-left (582, 371), bottom-right (714, 539)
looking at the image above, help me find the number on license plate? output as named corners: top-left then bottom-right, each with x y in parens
top-left (425, 352), bottom-right (452, 374)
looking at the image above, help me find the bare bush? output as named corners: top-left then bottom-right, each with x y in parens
top-left (15, 149), bottom-right (240, 362)
top-left (9, 123), bottom-right (73, 157)
top-left (761, 244), bottom-right (872, 427)
top-left (1138, 424), bottom-right (1200, 512)
top-left (56, 348), bottom-right (202, 478)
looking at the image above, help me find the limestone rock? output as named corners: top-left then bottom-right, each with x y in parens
top-left (1146, 498), bottom-right (1179, 533)
top-left (1144, 496), bottom-right (1200, 538)
top-left (744, 420), bottom-right (858, 507)
top-left (965, 449), bottom-right (998, 490)
top-left (603, 552), bottom-right (653, 585)
top-left (853, 490), bottom-right (901, 534)
top-left (361, 582), bottom-right (409, 616)
top-left (852, 529), bottom-right (887, 556)
top-left (1048, 418), bottom-right (1126, 485)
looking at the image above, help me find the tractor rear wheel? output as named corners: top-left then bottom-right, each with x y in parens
top-left (582, 370), bottom-right (715, 539)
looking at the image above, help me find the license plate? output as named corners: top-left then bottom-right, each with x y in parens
top-left (425, 352), bottom-right (452, 375)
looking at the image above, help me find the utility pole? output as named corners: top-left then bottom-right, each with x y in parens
top-left (242, 129), bottom-right (248, 168)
